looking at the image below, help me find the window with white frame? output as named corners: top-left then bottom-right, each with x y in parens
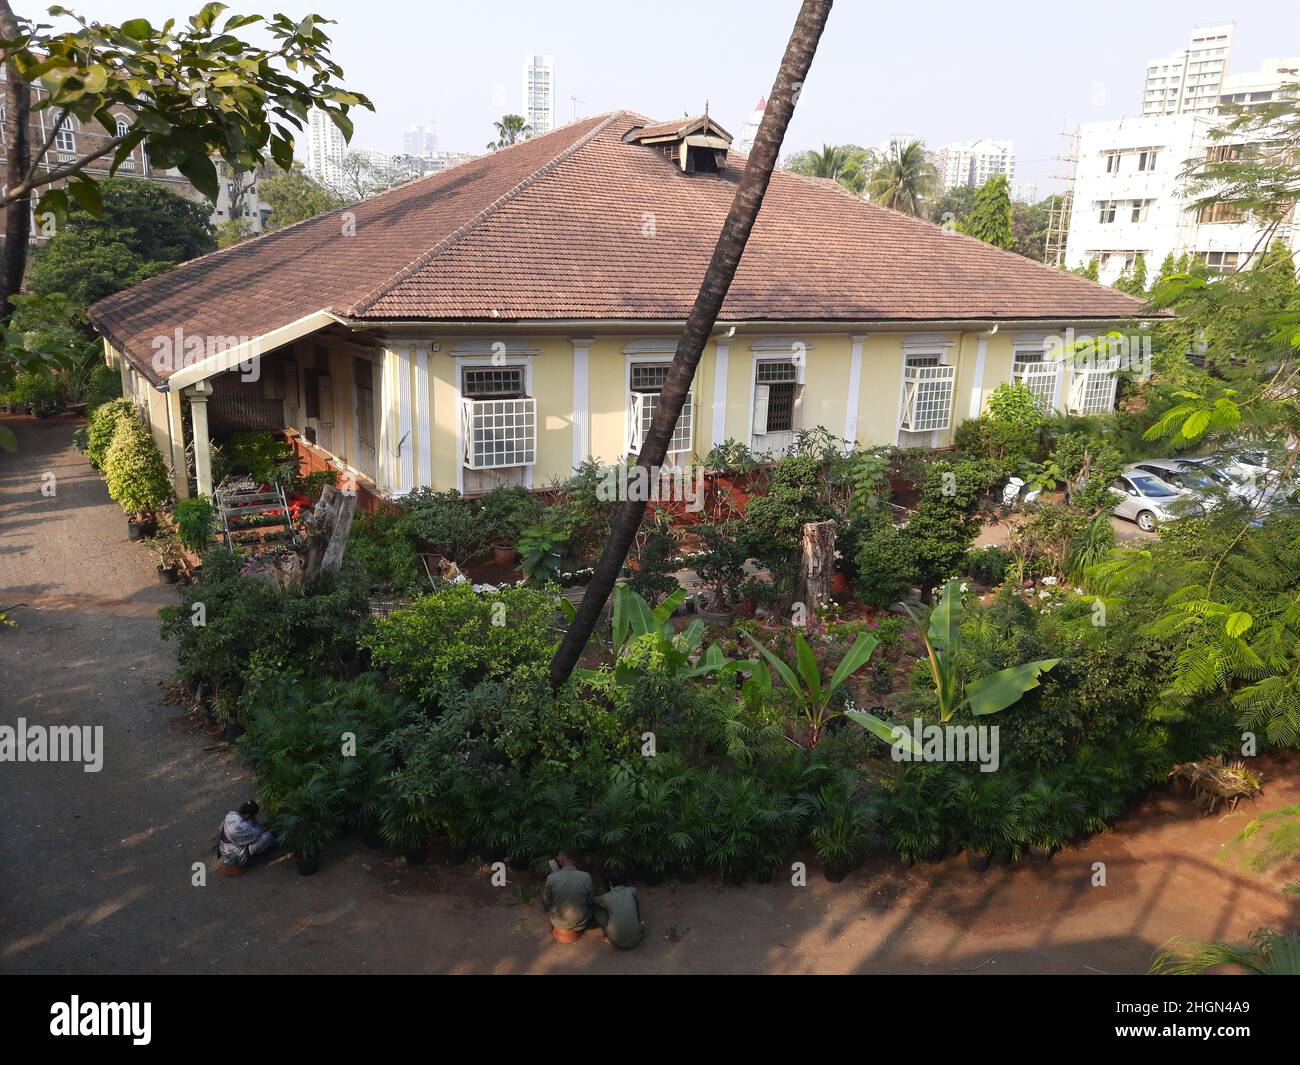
top-left (1012, 343), bottom-right (1059, 413)
top-left (1130, 199), bottom-right (1151, 223)
top-left (628, 362), bottom-right (692, 459)
top-left (1068, 357), bottom-right (1120, 415)
top-left (1098, 200), bottom-right (1117, 224)
top-left (53, 115), bottom-right (78, 153)
top-left (753, 359), bottom-right (799, 432)
top-left (460, 366), bottom-right (535, 469)
top-left (898, 349), bottom-right (955, 434)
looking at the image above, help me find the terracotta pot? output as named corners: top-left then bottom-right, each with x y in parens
top-left (493, 544), bottom-right (518, 566)
top-left (831, 572), bottom-right (851, 594)
top-left (737, 598), bottom-right (757, 616)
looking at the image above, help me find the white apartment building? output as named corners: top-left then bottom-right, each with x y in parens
top-left (1064, 112), bottom-right (1296, 285)
top-left (402, 123), bottom-right (438, 159)
top-left (933, 138), bottom-right (1015, 190)
top-left (1143, 22), bottom-right (1235, 116)
top-left (522, 54), bottom-right (555, 137)
top-left (304, 108), bottom-right (347, 190)
top-left (736, 96), bottom-right (766, 155)
top-left (1220, 57), bottom-right (1300, 109)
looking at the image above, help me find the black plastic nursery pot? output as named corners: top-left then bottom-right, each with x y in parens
top-left (966, 850), bottom-right (993, 872)
top-left (403, 849), bottom-right (429, 866)
top-left (509, 854), bottom-right (531, 872)
top-left (157, 564), bottom-right (180, 585)
top-left (639, 868), bottom-right (663, 887)
top-left (675, 865), bottom-right (699, 884)
top-left (823, 864), bottom-right (849, 883)
top-left (361, 828), bottom-right (385, 850)
top-left (127, 517), bottom-right (156, 540)
top-left (295, 854), bottom-right (320, 876)
top-left (224, 719), bottom-right (245, 743)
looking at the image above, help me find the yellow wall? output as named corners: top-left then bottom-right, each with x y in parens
top-left (116, 322), bottom-right (1107, 499)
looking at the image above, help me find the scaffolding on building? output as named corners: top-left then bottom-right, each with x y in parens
top-left (1043, 126), bottom-right (1079, 268)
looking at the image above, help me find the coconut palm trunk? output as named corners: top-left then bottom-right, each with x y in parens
top-left (0, 0), bottom-right (32, 324)
top-left (548, 0), bottom-right (835, 689)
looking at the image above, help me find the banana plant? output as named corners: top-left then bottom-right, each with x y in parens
top-left (562, 583), bottom-right (740, 684)
top-left (908, 580), bottom-right (1059, 721)
top-left (745, 629), bottom-right (909, 749)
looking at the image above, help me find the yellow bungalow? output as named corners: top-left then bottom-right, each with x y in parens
top-left (87, 111), bottom-right (1154, 502)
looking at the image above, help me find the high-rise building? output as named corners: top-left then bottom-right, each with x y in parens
top-left (933, 139), bottom-right (1015, 190)
top-left (304, 108), bottom-right (346, 190)
top-left (403, 123), bottom-right (438, 159)
top-left (1219, 56), bottom-right (1300, 110)
top-left (522, 54), bottom-right (555, 136)
top-left (736, 96), bottom-right (766, 155)
top-left (1064, 112), bottom-right (1298, 285)
top-left (1142, 23), bottom-right (1236, 116)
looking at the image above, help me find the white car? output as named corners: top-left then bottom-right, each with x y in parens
top-left (1109, 468), bottom-right (1196, 532)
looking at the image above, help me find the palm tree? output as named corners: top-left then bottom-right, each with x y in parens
top-left (548, 0), bottom-right (835, 689)
top-left (487, 114), bottom-right (532, 150)
top-left (867, 138), bottom-right (938, 215)
top-left (806, 143), bottom-right (849, 180)
top-left (1150, 928), bottom-right (1300, 975)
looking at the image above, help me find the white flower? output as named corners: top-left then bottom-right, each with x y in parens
top-left (1041, 575), bottom-right (1059, 586)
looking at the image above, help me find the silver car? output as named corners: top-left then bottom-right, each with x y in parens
top-left (1109, 468), bottom-right (1191, 532)
top-left (1130, 458), bottom-right (1245, 506)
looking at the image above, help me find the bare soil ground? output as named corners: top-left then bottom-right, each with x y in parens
top-left (1, 415), bottom-right (1296, 975)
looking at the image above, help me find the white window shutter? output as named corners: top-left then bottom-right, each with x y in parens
top-left (628, 392), bottom-right (645, 454)
top-left (791, 383), bottom-right (805, 431)
top-left (317, 375), bottom-right (334, 425)
top-left (753, 383), bottom-right (770, 435)
top-left (1068, 371), bottom-right (1087, 413)
top-left (460, 397), bottom-right (473, 465)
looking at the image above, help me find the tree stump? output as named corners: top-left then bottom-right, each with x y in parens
top-left (299, 485), bottom-right (358, 585)
top-left (796, 519), bottom-right (836, 617)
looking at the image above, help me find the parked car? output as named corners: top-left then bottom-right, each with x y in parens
top-left (1109, 467), bottom-right (1198, 532)
top-left (1129, 458), bottom-right (1250, 507)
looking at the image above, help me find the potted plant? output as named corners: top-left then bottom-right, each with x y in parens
top-left (740, 577), bottom-right (779, 621)
top-left (810, 770), bottom-right (876, 882)
top-left (403, 487), bottom-right (486, 562)
top-left (950, 773), bottom-right (1023, 872)
top-left (147, 532), bottom-right (184, 583)
top-left (478, 485), bottom-right (544, 566)
top-left (103, 418), bottom-right (171, 540)
top-left (275, 780), bottom-right (342, 877)
top-left (694, 519), bottom-right (746, 625)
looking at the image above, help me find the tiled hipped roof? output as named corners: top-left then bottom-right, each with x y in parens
top-left (89, 110), bottom-right (1151, 385)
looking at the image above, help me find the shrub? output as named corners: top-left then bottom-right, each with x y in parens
top-left (215, 431), bottom-right (295, 484)
top-left (740, 454), bottom-right (833, 605)
top-left (104, 417), bottom-right (172, 516)
top-left (362, 582), bottom-right (559, 702)
top-left (173, 496), bottom-right (215, 553)
top-left (477, 485), bottom-right (544, 545)
top-left (900, 459), bottom-right (987, 598)
top-left (346, 510), bottom-right (423, 594)
top-left (85, 398), bottom-right (136, 467)
top-left (159, 548), bottom-right (369, 697)
top-left (694, 519), bottom-right (746, 611)
top-left (1052, 432), bottom-right (1125, 513)
top-left (628, 515), bottom-right (679, 605)
top-left (403, 488), bottom-right (484, 561)
top-left (852, 518), bottom-right (916, 609)
top-left (963, 543), bottom-right (1013, 585)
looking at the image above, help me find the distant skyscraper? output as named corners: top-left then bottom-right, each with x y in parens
top-left (933, 139), bottom-right (1015, 190)
top-left (736, 96), bottom-right (766, 155)
top-left (1142, 23), bottom-right (1235, 116)
top-left (304, 108), bottom-right (346, 190)
top-left (522, 54), bottom-right (555, 136)
top-left (403, 123), bottom-right (438, 159)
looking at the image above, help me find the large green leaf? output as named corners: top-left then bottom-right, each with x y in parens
top-left (844, 709), bottom-right (921, 753)
top-left (652, 586), bottom-right (687, 627)
top-left (744, 633), bottom-right (804, 699)
top-left (927, 580), bottom-right (963, 652)
top-left (965, 658), bottom-right (1060, 717)
top-left (826, 632), bottom-right (879, 698)
top-left (794, 633), bottom-right (822, 710)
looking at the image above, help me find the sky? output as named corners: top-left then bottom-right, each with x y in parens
top-left (62, 0), bottom-right (1300, 195)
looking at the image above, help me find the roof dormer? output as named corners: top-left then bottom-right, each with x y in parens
top-left (624, 111), bottom-right (733, 173)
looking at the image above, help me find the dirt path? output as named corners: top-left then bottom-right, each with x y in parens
top-left (1, 414), bottom-right (1295, 975)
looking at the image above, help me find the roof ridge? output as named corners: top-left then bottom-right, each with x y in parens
top-left (342, 111), bottom-right (628, 317)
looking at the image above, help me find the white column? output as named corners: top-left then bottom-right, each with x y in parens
top-left (186, 381), bottom-right (214, 497)
top-left (710, 340), bottom-right (731, 448)
top-left (415, 345), bottom-right (432, 488)
top-left (571, 337), bottom-right (592, 468)
top-left (845, 334), bottom-right (866, 445)
top-left (397, 344), bottom-right (415, 494)
top-left (968, 333), bottom-right (989, 420)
